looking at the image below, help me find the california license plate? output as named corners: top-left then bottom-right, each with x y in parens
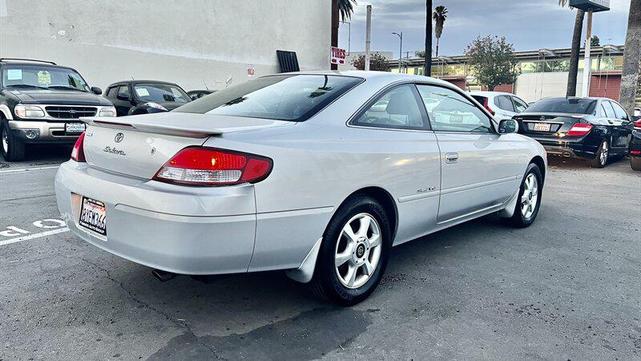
top-left (79, 197), bottom-right (107, 236)
top-left (533, 123), bottom-right (551, 132)
top-left (65, 122), bottom-right (86, 134)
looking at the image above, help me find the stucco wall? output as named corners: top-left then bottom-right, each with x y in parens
top-left (0, 0), bottom-right (331, 91)
top-left (514, 71), bottom-right (588, 102)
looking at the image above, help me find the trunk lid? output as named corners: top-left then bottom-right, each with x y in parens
top-left (81, 112), bottom-right (292, 179)
top-left (515, 112), bottom-right (588, 139)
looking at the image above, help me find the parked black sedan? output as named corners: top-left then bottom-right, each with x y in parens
top-left (104, 80), bottom-right (191, 116)
top-left (514, 97), bottom-right (633, 168)
top-left (630, 119), bottom-right (641, 171)
top-left (187, 89), bottom-right (214, 100)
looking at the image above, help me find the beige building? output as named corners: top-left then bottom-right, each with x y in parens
top-left (0, 0), bottom-right (332, 91)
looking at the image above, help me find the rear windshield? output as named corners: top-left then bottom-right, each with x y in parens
top-left (175, 75), bottom-right (363, 122)
top-left (134, 83), bottom-right (190, 103)
top-left (527, 98), bottom-right (597, 114)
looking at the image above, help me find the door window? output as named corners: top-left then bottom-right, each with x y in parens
top-left (495, 96), bottom-right (515, 112)
top-left (602, 101), bottom-right (616, 118)
top-left (417, 85), bottom-right (493, 133)
top-left (512, 97), bottom-right (528, 113)
top-left (106, 87), bottom-right (118, 98)
top-left (352, 84), bottom-right (427, 130)
top-left (117, 86), bottom-right (130, 100)
top-left (610, 101), bottom-right (629, 120)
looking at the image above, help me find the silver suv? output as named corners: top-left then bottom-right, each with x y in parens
top-left (470, 91), bottom-right (529, 121)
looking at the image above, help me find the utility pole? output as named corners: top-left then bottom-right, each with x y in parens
top-left (425, 0), bottom-right (433, 76)
top-left (393, 32), bottom-right (403, 73)
top-left (580, 10), bottom-right (593, 97)
top-left (365, 5), bottom-right (372, 71)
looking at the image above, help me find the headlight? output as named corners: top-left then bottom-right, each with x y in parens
top-left (98, 106), bottom-right (117, 117)
top-left (145, 102), bottom-right (167, 111)
top-left (14, 104), bottom-right (45, 118)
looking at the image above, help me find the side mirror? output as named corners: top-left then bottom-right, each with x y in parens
top-left (91, 86), bottom-right (102, 95)
top-left (499, 119), bottom-right (518, 134)
top-left (117, 94), bottom-right (130, 101)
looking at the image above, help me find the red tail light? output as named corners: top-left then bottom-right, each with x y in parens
top-left (71, 132), bottom-right (86, 162)
top-left (566, 123), bottom-right (593, 137)
top-left (482, 98), bottom-right (495, 116)
top-left (153, 147), bottom-right (273, 186)
top-left (633, 119), bottom-right (641, 128)
top-left (631, 150), bottom-right (641, 156)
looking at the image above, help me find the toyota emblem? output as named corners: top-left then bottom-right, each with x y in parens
top-left (114, 132), bottom-right (124, 143)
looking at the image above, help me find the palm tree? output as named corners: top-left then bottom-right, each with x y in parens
top-left (338, 0), bottom-right (357, 22)
top-left (619, 0), bottom-right (641, 113)
top-left (559, 0), bottom-right (585, 97)
top-left (432, 6), bottom-right (448, 58)
top-left (331, 0), bottom-right (357, 70)
top-left (424, 0), bottom-right (433, 76)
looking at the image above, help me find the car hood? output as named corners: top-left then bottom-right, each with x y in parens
top-left (10, 89), bottom-right (113, 106)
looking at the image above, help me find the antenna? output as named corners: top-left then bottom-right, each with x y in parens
top-left (203, 80), bottom-right (209, 90)
top-left (225, 75), bottom-right (233, 88)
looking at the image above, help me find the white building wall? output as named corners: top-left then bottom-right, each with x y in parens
top-left (515, 71), bottom-right (587, 102)
top-left (0, 0), bottom-right (331, 91)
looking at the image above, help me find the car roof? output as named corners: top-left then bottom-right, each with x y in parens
top-left (469, 91), bottom-right (516, 97)
top-left (107, 80), bottom-right (182, 87)
top-left (0, 61), bottom-right (76, 72)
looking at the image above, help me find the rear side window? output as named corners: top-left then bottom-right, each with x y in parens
top-left (527, 98), bottom-right (597, 114)
top-left (495, 96), bottom-right (515, 111)
top-left (352, 84), bottom-right (427, 130)
top-left (176, 75), bottom-right (363, 122)
top-left (471, 95), bottom-right (487, 106)
top-left (602, 101), bottom-right (616, 118)
top-left (610, 101), bottom-right (629, 120)
top-left (513, 97), bottom-right (528, 113)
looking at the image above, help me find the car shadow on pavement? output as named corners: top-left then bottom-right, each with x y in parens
top-left (0, 144), bottom-right (71, 167)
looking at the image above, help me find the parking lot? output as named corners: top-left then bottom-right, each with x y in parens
top-left (0, 150), bottom-right (638, 361)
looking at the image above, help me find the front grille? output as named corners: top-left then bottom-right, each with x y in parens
top-left (45, 106), bottom-right (97, 119)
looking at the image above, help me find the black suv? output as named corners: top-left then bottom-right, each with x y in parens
top-left (0, 58), bottom-right (116, 161)
top-left (104, 80), bottom-right (191, 116)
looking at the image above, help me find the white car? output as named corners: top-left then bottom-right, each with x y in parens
top-left (55, 71), bottom-right (547, 305)
top-left (470, 91), bottom-right (529, 121)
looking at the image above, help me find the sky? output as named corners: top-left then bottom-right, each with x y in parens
top-left (338, 0), bottom-right (632, 57)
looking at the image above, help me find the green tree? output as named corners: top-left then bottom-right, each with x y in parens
top-left (590, 35), bottom-right (600, 47)
top-left (620, 0), bottom-right (641, 113)
top-left (466, 35), bottom-right (519, 91)
top-left (338, 0), bottom-right (357, 21)
top-left (559, 0), bottom-right (585, 97)
top-left (432, 6), bottom-right (448, 57)
top-left (352, 53), bottom-right (390, 71)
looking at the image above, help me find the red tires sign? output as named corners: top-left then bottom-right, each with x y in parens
top-left (330, 47), bottom-right (347, 65)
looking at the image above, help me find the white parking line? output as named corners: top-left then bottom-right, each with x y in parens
top-left (0, 227), bottom-right (69, 247)
top-left (0, 165), bottom-right (60, 174)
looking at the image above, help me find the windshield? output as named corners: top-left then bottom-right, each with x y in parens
top-left (175, 75), bottom-right (363, 121)
top-left (1, 65), bottom-right (90, 91)
top-left (527, 98), bottom-right (597, 114)
top-left (134, 83), bottom-right (191, 103)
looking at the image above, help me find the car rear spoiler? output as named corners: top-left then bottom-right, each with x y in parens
top-left (81, 117), bottom-right (222, 138)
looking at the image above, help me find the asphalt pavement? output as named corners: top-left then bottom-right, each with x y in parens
top-left (1, 151), bottom-right (640, 361)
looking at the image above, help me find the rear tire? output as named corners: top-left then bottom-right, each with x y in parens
top-left (509, 163), bottom-right (543, 228)
top-left (309, 196), bottom-right (391, 306)
top-left (1, 119), bottom-right (26, 162)
top-left (631, 157), bottom-right (641, 171)
top-left (590, 140), bottom-right (609, 168)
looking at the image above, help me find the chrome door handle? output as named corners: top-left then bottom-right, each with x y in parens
top-left (445, 152), bottom-right (459, 163)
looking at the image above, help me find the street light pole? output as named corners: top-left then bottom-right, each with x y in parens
top-left (393, 32), bottom-right (403, 73)
top-left (581, 10), bottom-right (593, 97)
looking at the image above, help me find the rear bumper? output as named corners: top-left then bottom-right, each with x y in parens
top-left (531, 137), bottom-right (598, 159)
top-left (8, 120), bottom-right (81, 144)
top-left (55, 161), bottom-right (257, 275)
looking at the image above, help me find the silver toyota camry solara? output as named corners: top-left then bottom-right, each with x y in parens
top-left (55, 71), bottom-right (547, 305)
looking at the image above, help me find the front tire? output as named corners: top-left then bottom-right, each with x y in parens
top-left (509, 163), bottom-right (543, 228)
top-left (1, 119), bottom-right (26, 162)
top-left (590, 140), bottom-right (609, 168)
top-left (310, 196), bottom-right (391, 306)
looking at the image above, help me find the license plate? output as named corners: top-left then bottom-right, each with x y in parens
top-left (79, 197), bottom-right (107, 236)
top-left (533, 123), bottom-right (551, 132)
top-left (65, 122), bottom-right (86, 134)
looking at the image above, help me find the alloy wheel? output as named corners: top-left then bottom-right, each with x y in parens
top-left (520, 173), bottom-right (539, 220)
top-left (334, 213), bottom-right (382, 289)
top-left (1, 127), bottom-right (8, 155)
top-left (599, 141), bottom-right (609, 166)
